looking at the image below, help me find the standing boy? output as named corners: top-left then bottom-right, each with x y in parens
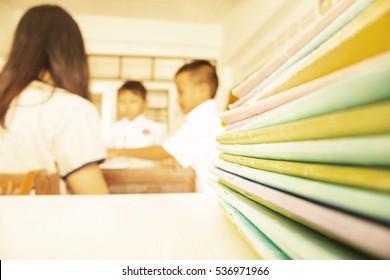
top-left (106, 81), bottom-right (166, 148)
top-left (107, 60), bottom-right (223, 192)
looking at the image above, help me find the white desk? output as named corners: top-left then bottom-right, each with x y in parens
top-left (0, 193), bottom-right (259, 259)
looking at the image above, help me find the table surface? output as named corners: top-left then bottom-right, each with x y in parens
top-left (0, 193), bottom-right (259, 259)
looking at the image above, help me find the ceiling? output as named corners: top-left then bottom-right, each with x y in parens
top-left (3, 0), bottom-right (240, 24)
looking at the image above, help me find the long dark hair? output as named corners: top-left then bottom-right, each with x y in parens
top-left (0, 5), bottom-right (90, 127)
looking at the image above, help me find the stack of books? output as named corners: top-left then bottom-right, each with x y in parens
top-left (209, 0), bottom-right (390, 259)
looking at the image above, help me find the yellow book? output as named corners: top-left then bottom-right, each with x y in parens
top-left (219, 153), bottom-right (390, 192)
top-left (244, 0), bottom-right (390, 105)
top-left (217, 101), bottom-right (390, 144)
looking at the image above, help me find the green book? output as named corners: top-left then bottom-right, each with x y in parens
top-left (218, 134), bottom-right (390, 167)
top-left (213, 158), bottom-right (390, 223)
top-left (210, 179), bottom-right (367, 259)
top-left (219, 153), bottom-right (390, 192)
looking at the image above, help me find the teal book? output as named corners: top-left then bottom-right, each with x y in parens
top-left (217, 134), bottom-right (390, 167)
top-left (210, 166), bottom-right (390, 259)
top-left (219, 200), bottom-right (289, 260)
top-left (210, 179), bottom-right (367, 259)
top-left (212, 158), bottom-right (390, 224)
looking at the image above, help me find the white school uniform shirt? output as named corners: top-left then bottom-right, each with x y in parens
top-left (106, 115), bottom-right (166, 148)
top-left (163, 100), bottom-right (224, 193)
top-left (0, 81), bottom-right (106, 193)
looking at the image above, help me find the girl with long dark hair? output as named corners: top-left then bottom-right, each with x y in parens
top-left (0, 5), bottom-right (109, 194)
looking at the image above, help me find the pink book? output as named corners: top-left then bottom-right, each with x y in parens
top-left (232, 0), bottom-right (357, 99)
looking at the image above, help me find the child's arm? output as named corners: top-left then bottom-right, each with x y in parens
top-left (66, 163), bottom-right (109, 194)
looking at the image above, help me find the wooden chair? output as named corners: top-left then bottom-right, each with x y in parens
top-left (0, 170), bottom-right (60, 195)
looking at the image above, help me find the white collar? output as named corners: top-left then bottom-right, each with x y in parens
top-left (14, 81), bottom-right (56, 106)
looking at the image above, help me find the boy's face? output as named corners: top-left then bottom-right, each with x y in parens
top-left (117, 90), bottom-right (146, 121)
top-left (175, 72), bottom-right (204, 115)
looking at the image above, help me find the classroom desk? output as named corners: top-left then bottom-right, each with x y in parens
top-left (0, 193), bottom-right (259, 259)
top-left (102, 167), bottom-right (196, 194)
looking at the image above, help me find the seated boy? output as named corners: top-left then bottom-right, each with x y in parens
top-left (106, 81), bottom-right (166, 148)
top-left (107, 60), bottom-right (224, 192)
